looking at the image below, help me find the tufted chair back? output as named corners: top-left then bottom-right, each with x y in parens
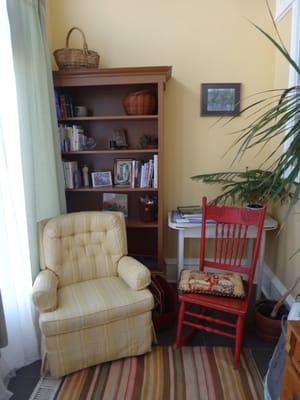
top-left (41, 212), bottom-right (127, 288)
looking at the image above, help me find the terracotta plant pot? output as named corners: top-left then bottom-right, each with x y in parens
top-left (254, 300), bottom-right (288, 343)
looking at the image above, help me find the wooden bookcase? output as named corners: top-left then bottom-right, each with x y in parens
top-left (53, 66), bottom-right (172, 271)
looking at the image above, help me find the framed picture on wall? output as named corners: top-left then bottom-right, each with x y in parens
top-left (201, 83), bottom-right (241, 116)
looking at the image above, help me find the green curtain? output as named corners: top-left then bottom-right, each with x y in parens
top-left (7, 0), bottom-right (66, 279)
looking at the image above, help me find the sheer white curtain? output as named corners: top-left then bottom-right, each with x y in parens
top-left (7, 0), bottom-right (66, 279)
top-left (0, 1), bottom-right (39, 398)
top-left (0, 0), bottom-right (65, 398)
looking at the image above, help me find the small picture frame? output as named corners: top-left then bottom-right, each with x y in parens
top-left (91, 171), bottom-right (112, 187)
top-left (201, 83), bottom-right (241, 116)
top-left (103, 193), bottom-right (128, 217)
top-left (114, 159), bottom-right (132, 187)
top-left (113, 128), bottom-right (128, 148)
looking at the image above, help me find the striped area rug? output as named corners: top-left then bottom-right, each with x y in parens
top-left (54, 346), bottom-right (262, 400)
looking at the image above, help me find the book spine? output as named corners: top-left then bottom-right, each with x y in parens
top-left (66, 94), bottom-right (74, 117)
top-left (140, 164), bottom-right (145, 188)
top-left (59, 95), bottom-right (67, 119)
top-left (63, 161), bottom-right (78, 189)
top-left (153, 154), bottom-right (158, 188)
top-left (148, 159), bottom-right (154, 187)
top-left (135, 161), bottom-right (141, 187)
top-left (131, 160), bottom-right (136, 188)
top-left (63, 162), bottom-right (73, 189)
top-left (72, 125), bottom-right (79, 151)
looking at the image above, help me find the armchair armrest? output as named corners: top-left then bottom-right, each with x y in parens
top-left (118, 256), bottom-right (151, 290)
top-left (32, 269), bottom-right (58, 312)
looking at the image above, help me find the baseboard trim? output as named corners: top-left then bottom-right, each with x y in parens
top-left (165, 257), bottom-right (295, 306)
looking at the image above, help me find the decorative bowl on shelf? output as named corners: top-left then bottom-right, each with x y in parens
top-left (123, 90), bottom-right (156, 115)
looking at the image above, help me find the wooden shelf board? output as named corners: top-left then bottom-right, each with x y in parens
top-left (126, 218), bottom-right (158, 228)
top-left (65, 187), bottom-right (158, 192)
top-left (62, 148), bottom-right (159, 155)
top-left (58, 115), bottom-right (158, 122)
top-left (53, 66), bottom-right (172, 83)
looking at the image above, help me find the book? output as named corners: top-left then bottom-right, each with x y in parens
top-left (59, 95), bottom-right (68, 119)
top-left (153, 154), bottom-right (158, 188)
top-left (177, 205), bottom-right (202, 218)
top-left (171, 210), bottom-right (214, 225)
top-left (134, 160), bottom-right (142, 187)
top-left (102, 193), bottom-right (128, 217)
top-left (63, 161), bottom-right (78, 189)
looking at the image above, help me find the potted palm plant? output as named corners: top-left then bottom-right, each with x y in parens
top-left (191, 168), bottom-right (291, 207)
top-left (193, 4), bottom-right (300, 341)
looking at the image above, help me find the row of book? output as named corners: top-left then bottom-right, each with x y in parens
top-left (63, 155), bottom-right (158, 189)
top-left (55, 91), bottom-right (74, 119)
top-left (59, 124), bottom-right (87, 152)
top-left (132, 156), bottom-right (158, 188)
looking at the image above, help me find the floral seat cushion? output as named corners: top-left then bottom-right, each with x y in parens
top-left (178, 269), bottom-right (245, 298)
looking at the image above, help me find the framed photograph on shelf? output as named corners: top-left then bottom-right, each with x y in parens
top-left (201, 83), bottom-right (241, 116)
top-left (102, 193), bottom-right (128, 217)
top-left (114, 159), bottom-right (132, 187)
top-left (113, 128), bottom-right (128, 148)
top-left (91, 171), bottom-right (112, 188)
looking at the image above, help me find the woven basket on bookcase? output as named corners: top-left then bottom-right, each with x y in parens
top-left (54, 27), bottom-right (99, 70)
top-left (122, 90), bottom-right (156, 115)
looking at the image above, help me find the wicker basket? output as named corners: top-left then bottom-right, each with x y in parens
top-left (123, 90), bottom-right (156, 115)
top-left (54, 27), bottom-right (99, 70)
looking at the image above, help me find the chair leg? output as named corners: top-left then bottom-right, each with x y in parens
top-left (234, 315), bottom-right (245, 369)
top-left (173, 301), bottom-right (185, 348)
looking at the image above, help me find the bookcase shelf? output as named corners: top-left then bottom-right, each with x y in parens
top-left (62, 148), bottom-right (159, 155)
top-left (65, 187), bottom-right (158, 192)
top-left (54, 66), bottom-right (171, 270)
top-left (58, 115), bottom-right (158, 122)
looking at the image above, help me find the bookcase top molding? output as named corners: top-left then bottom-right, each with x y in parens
top-left (53, 66), bottom-right (172, 87)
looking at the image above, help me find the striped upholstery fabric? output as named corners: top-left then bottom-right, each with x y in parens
top-left (40, 277), bottom-right (153, 336)
top-left (43, 312), bottom-right (153, 378)
top-left (43, 212), bottom-right (127, 287)
top-left (32, 269), bottom-right (58, 312)
top-left (33, 212), bottom-right (154, 377)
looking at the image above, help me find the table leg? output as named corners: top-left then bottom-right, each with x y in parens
top-left (177, 230), bottom-right (184, 281)
top-left (256, 231), bottom-right (266, 300)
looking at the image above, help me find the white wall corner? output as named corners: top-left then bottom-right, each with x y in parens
top-left (275, 0), bottom-right (295, 22)
top-left (261, 263), bottom-right (295, 307)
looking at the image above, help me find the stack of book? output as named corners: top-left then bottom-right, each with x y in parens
top-left (59, 124), bottom-right (87, 152)
top-left (171, 206), bottom-right (214, 225)
top-left (177, 206), bottom-right (202, 222)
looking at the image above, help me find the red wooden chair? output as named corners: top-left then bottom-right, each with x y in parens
top-left (174, 197), bottom-right (266, 368)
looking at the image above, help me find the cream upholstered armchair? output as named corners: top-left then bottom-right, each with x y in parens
top-left (32, 211), bottom-right (154, 377)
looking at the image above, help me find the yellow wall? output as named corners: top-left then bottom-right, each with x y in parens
top-left (46, 0), bottom-right (276, 259)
